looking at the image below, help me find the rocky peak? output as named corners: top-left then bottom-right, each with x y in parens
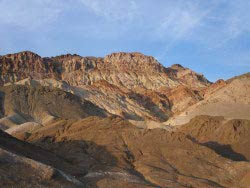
top-left (167, 64), bottom-right (211, 88)
top-left (203, 79), bottom-right (226, 97)
top-left (171, 64), bottom-right (185, 70)
top-left (3, 51), bottom-right (41, 61)
top-left (0, 51), bottom-right (58, 85)
top-left (103, 52), bottom-right (166, 74)
top-left (104, 52), bottom-right (153, 61)
top-left (51, 54), bottom-right (82, 62)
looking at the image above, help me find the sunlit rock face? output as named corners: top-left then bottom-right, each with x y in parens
top-left (0, 51), bottom-right (210, 89)
top-left (0, 51), bottom-right (211, 122)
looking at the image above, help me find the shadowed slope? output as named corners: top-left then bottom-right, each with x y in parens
top-left (0, 129), bottom-right (85, 187)
top-left (0, 84), bottom-right (108, 129)
top-left (177, 115), bottom-right (250, 161)
top-left (12, 116), bottom-right (250, 188)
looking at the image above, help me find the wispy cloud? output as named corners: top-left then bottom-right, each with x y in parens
top-left (155, 1), bottom-right (210, 40)
top-left (151, 0), bottom-right (250, 60)
top-left (151, 1), bottom-right (218, 59)
top-left (209, 1), bottom-right (250, 48)
top-left (80, 0), bottom-right (137, 22)
top-left (0, 0), bottom-right (62, 29)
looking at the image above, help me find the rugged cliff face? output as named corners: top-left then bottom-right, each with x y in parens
top-left (45, 52), bottom-right (174, 89)
top-left (0, 51), bottom-right (60, 85)
top-left (0, 51), bottom-right (211, 89)
top-left (0, 51), bottom-right (211, 121)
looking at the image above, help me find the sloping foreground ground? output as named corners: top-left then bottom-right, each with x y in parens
top-left (177, 115), bottom-right (250, 161)
top-left (0, 129), bottom-right (85, 187)
top-left (11, 116), bottom-right (250, 188)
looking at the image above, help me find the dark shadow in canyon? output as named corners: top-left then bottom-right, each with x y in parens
top-left (203, 141), bottom-right (247, 161)
top-left (187, 135), bottom-right (247, 161)
top-left (0, 91), bottom-right (5, 118)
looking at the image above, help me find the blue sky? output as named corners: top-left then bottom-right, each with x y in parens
top-left (0, 0), bottom-right (250, 81)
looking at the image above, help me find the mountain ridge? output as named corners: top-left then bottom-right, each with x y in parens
top-left (0, 51), bottom-right (213, 122)
top-left (1, 51), bottom-right (249, 123)
top-left (0, 51), bottom-right (211, 87)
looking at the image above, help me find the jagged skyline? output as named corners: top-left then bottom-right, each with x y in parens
top-left (0, 0), bottom-right (250, 81)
